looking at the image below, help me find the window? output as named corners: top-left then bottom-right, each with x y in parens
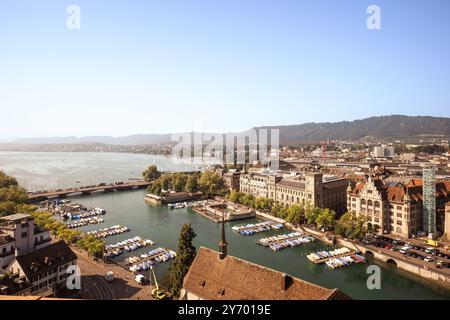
top-left (21, 232), bottom-right (27, 238)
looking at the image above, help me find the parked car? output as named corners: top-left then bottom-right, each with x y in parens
top-left (135, 274), bottom-right (147, 285)
top-left (424, 256), bottom-right (434, 263)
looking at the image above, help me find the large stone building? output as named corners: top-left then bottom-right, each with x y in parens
top-left (444, 202), bottom-right (450, 241)
top-left (347, 177), bottom-right (450, 238)
top-left (240, 172), bottom-right (348, 214)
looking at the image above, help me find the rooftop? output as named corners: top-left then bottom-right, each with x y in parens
top-left (14, 240), bottom-right (77, 280)
top-left (183, 247), bottom-right (349, 300)
top-left (0, 213), bottom-right (32, 222)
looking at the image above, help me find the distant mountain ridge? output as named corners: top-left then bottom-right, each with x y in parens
top-left (8, 115), bottom-right (450, 146)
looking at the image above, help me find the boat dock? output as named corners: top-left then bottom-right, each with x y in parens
top-left (105, 236), bottom-right (155, 258)
top-left (307, 247), bottom-right (358, 264)
top-left (125, 248), bottom-right (177, 273)
top-left (257, 232), bottom-right (315, 251)
top-left (66, 217), bottom-right (104, 228)
top-left (85, 225), bottom-right (130, 239)
top-left (232, 221), bottom-right (284, 235)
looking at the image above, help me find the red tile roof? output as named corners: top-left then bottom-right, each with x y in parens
top-left (182, 247), bottom-right (350, 300)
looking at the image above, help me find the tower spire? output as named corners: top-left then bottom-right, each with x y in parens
top-left (219, 212), bottom-right (227, 260)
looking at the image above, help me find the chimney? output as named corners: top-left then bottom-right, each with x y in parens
top-left (219, 212), bottom-right (227, 260)
top-left (281, 273), bottom-right (293, 291)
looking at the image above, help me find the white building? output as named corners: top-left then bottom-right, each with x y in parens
top-left (0, 213), bottom-right (77, 295)
top-left (0, 213), bottom-right (52, 269)
top-left (373, 146), bottom-right (395, 158)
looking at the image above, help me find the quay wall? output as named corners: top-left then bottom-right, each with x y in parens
top-left (336, 238), bottom-right (450, 290)
top-left (256, 211), bottom-right (450, 291)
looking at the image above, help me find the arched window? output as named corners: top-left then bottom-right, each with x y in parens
top-left (367, 200), bottom-right (373, 207)
top-left (374, 201), bottom-right (381, 208)
top-left (361, 199), bottom-right (366, 205)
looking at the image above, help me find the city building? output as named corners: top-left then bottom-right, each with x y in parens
top-left (347, 177), bottom-right (450, 238)
top-left (0, 213), bottom-right (77, 295)
top-left (445, 202), bottom-right (450, 241)
top-left (7, 240), bottom-right (77, 294)
top-left (240, 172), bottom-right (348, 214)
top-left (0, 214), bottom-right (52, 269)
top-left (180, 219), bottom-right (349, 300)
top-left (373, 146), bottom-right (395, 159)
top-left (423, 167), bottom-right (437, 236)
top-left (222, 171), bottom-right (241, 192)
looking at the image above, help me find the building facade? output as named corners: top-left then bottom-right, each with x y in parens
top-left (240, 172), bottom-right (348, 214)
top-left (7, 240), bottom-right (77, 294)
top-left (347, 177), bottom-right (450, 238)
top-left (0, 214), bottom-right (51, 269)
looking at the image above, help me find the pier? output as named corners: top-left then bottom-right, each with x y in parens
top-left (28, 180), bottom-right (151, 201)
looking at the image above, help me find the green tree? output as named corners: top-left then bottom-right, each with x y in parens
top-left (315, 208), bottom-right (336, 230)
top-left (286, 204), bottom-right (304, 226)
top-left (0, 171), bottom-right (18, 188)
top-left (197, 171), bottom-right (225, 196)
top-left (305, 206), bottom-right (321, 225)
top-left (168, 224), bottom-right (197, 297)
top-left (142, 165), bottom-right (161, 181)
top-left (184, 175), bottom-right (198, 193)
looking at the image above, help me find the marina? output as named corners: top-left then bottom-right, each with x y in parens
top-left (85, 225), bottom-right (130, 239)
top-left (105, 236), bottom-right (155, 258)
top-left (66, 217), bottom-right (104, 228)
top-left (257, 232), bottom-right (315, 251)
top-left (126, 248), bottom-right (177, 273)
top-left (307, 247), bottom-right (357, 264)
top-left (325, 254), bottom-right (366, 270)
top-left (232, 221), bottom-right (284, 235)
top-left (38, 199), bottom-right (107, 220)
top-left (168, 200), bottom-right (209, 210)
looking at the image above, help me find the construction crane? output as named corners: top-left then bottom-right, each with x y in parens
top-left (150, 267), bottom-right (168, 300)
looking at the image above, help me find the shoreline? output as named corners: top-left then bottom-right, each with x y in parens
top-left (255, 210), bottom-right (450, 294)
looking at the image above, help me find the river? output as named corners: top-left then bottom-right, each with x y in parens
top-left (0, 151), bottom-right (449, 300)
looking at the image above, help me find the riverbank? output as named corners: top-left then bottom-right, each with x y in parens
top-left (255, 210), bottom-right (450, 293)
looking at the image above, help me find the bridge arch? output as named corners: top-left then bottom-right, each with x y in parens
top-left (365, 250), bottom-right (374, 260)
top-left (386, 258), bottom-right (397, 269)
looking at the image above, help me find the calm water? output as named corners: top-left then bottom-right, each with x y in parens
top-left (1, 151), bottom-right (449, 300)
top-left (0, 151), bottom-right (195, 191)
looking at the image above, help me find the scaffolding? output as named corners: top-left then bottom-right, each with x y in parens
top-left (423, 166), bottom-right (436, 235)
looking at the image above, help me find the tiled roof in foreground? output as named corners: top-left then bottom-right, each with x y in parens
top-left (183, 247), bottom-right (350, 300)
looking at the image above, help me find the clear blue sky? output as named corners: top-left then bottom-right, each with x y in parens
top-left (1, 0), bottom-right (449, 138)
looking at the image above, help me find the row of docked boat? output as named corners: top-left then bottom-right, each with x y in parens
top-left (105, 236), bottom-right (155, 258)
top-left (66, 217), bottom-right (104, 228)
top-left (232, 221), bottom-right (284, 235)
top-left (256, 232), bottom-right (315, 251)
top-left (63, 208), bottom-right (106, 220)
top-left (306, 247), bottom-right (352, 264)
top-left (85, 225), bottom-right (130, 239)
top-left (168, 200), bottom-right (208, 210)
top-left (325, 254), bottom-right (366, 269)
top-left (127, 248), bottom-right (177, 273)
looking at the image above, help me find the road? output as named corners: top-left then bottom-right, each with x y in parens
top-left (73, 247), bottom-right (155, 300)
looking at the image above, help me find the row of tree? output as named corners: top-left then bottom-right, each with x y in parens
top-left (32, 211), bottom-right (105, 258)
top-left (145, 166), bottom-right (226, 197)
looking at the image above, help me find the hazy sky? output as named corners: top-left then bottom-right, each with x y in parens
top-left (1, 0), bottom-right (450, 138)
